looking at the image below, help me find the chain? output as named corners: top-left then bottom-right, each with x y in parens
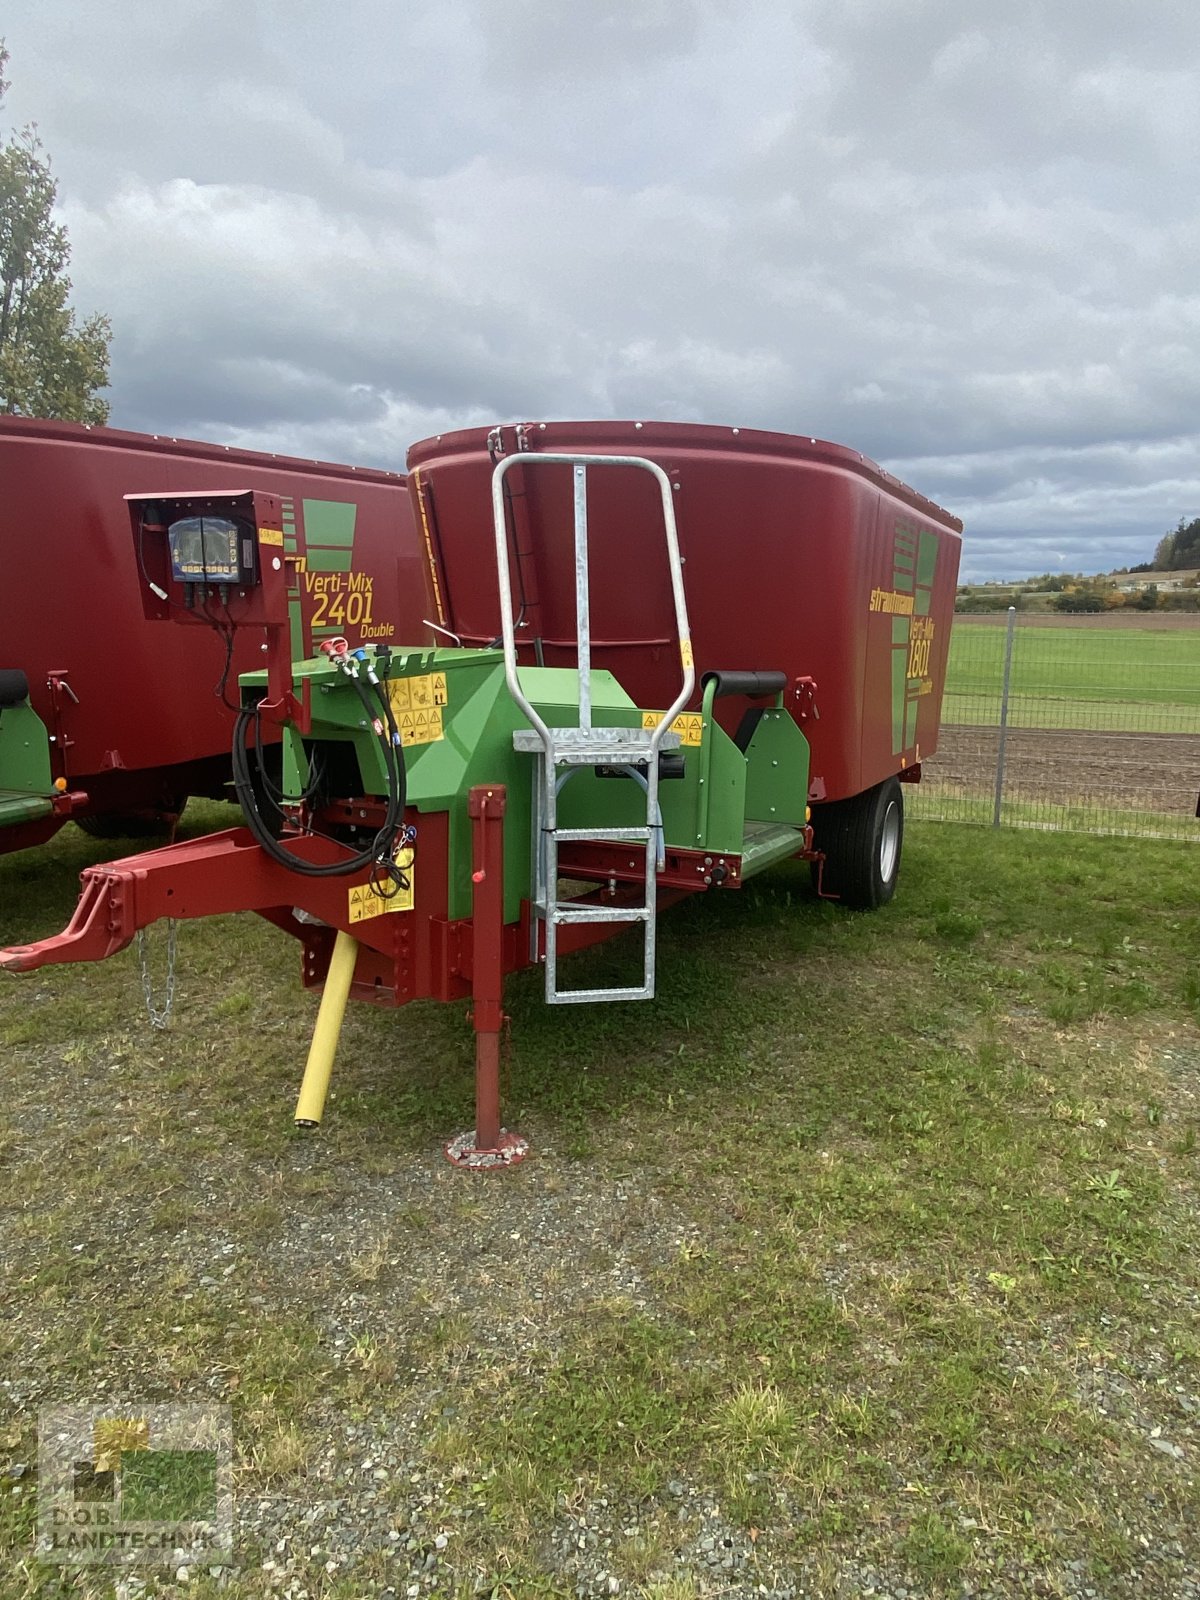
top-left (136, 919), bottom-right (178, 1029)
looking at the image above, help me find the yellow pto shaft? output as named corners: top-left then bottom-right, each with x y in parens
top-left (294, 930), bottom-right (358, 1127)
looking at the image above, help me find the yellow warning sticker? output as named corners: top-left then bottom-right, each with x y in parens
top-left (386, 674), bottom-right (446, 745)
top-left (258, 527), bottom-right (285, 547)
top-left (680, 639), bottom-right (694, 670)
top-left (348, 848), bottom-right (415, 922)
top-left (642, 710), bottom-right (704, 747)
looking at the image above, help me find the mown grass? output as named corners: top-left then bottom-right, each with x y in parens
top-left (942, 619), bottom-right (1200, 730)
top-left (1, 809), bottom-right (1199, 1596)
top-left (908, 785), bottom-right (1200, 840)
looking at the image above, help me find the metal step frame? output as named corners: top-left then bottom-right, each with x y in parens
top-left (492, 453), bottom-right (695, 1003)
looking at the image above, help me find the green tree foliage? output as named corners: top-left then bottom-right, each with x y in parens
top-left (0, 42), bottom-right (111, 423)
top-left (1153, 517), bottom-right (1200, 573)
top-left (1053, 588), bottom-right (1106, 613)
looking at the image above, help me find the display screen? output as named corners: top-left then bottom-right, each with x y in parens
top-left (168, 516), bottom-right (244, 583)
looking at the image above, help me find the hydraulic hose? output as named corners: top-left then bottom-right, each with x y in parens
top-left (232, 673), bottom-right (407, 879)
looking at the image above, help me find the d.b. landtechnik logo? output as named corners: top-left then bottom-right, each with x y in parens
top-left (38, 1405), bottom-right (232, 1568)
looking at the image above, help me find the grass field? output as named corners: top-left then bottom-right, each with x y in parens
top-left (2, 807), bottom-right (1200, 1597)
top-left (942, 619), bottom-right (1200, 732)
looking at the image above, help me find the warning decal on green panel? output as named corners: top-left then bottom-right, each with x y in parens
top-left (348, 848), bottom-right (415, 921)
top-left (387, 674), bottom-right (447, 746)
top-left (642, 711), bottom-right (704, 746)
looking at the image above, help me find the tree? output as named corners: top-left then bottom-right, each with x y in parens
top-left (0, 42), bottom-right (110, 423)
top-left (1054, 588), bottom-right (1105, 613)
top-left (1153, 517), bottom-right (1200, 572)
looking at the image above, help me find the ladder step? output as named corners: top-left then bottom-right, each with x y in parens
top-left (514, 727), bottom-right (680, 758)
top-left (0, 791), bottom-right (54, 827)
top-left (739, 822), bottom-right (806, 880)
top-left (551, 904), bottom-right (651, 925)
top-left (550, 984), bottom-right (655, 1005)
top-left (553, 826), bottom-right (651, 843)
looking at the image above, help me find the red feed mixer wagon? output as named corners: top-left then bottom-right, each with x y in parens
top-left (411, 420), bottom-right (962, 905)
top-left (1, 420), bottom-right (961, 1166)
top-left (0, 416), bottom-right (430, 853)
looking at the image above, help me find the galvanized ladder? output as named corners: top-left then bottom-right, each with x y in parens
top-left (491, 453), bottom-right (695, 1003)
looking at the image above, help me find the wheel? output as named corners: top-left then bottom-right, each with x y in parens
top-left (76, 797), bottom-right (188, 841)
top-left (809, 777), bottom-right (904, 909)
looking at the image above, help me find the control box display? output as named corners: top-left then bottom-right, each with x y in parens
top-left (168, 515), bottom-right (257, 585)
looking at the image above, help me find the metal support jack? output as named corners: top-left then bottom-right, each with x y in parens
top-left (446, 785), bottom-right (528, 1168)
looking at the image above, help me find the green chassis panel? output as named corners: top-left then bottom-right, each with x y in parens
top-left (0, 699), bottom-right (55, 826)
top-left (742, 707), bottom-right (810, 826)
top-left (244, 648), bottom-right (811, 923)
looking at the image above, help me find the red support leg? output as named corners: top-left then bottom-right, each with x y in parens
top-left (445, 785), bottom-right (528, 1170)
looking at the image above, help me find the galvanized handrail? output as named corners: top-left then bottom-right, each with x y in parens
top-left (490, 452), bottom-right (695, 752)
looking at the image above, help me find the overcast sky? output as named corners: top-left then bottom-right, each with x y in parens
top-left (5, 0), bottom-right (1199, 579)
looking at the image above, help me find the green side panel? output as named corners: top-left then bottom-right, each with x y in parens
top-left (301, 499), bottom-right (357, 548)
top-left (742, 710), bottom-right (810, 826)
top-left (892, 616), bottom-right (909, 645)
top-left (893, 526), bottom-right (918, 594)
top-left (688, 724), bottom-right (748, 854)
top-left (288, 597), bottom-right (304, 663)
top-left (891, 647), bottom-right (907, 754)
top-left (914, 529), bottom-right (938, 618)
top-left (551, 717), bottom-right (748, 858)
top-left (0, 700), bottom-right (54, 807)
top-left (916, 529), bottom-right (939, 589)
top-left (282, 726), bottom-right (310, 802)
top-left (291, 651), bottom-right (520, 925)
top-left (904, 686), bottom-right (919, 750)
top-left (304, 547), bottom-right (353, 573)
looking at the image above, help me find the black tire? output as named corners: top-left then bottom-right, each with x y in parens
top-left (77, 798), bottom-right (188, 841)
top-left (809, 777), bottom-right (904, 909)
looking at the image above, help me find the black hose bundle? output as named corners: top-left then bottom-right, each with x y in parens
top-left (232, 672), bottom-right (407, 884)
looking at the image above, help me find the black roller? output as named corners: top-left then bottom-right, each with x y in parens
top-left (700, 669), bottom-right (787, 700)
top-left (0, 669), bottom-right (31, 708)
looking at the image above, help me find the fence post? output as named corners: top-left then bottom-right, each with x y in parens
top-left (992, 606), bottom-right (1017, 828)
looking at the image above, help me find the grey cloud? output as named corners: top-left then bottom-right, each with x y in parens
top-left (5, 0), bottom-right (1200, 580)
top-left (477, 0), bottom-right (707, 83)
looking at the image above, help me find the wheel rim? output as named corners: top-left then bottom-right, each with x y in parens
top-left (879, 800), bottom-right (900, 882)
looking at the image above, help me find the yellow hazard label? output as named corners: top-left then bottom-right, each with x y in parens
top-left (642, 710), bottom-right (704, 747)
top-left (348, 848), bottom-right (415, 921)
top-left (680, 639), bottom-right (694, 670)
top-left (258, 527), bottom-right (285, 547)
top-left (386, 674), bottom-right (445, 745)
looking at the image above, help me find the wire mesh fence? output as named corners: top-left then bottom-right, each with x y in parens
top-left (909, 611), bottom-right (1200, 839)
